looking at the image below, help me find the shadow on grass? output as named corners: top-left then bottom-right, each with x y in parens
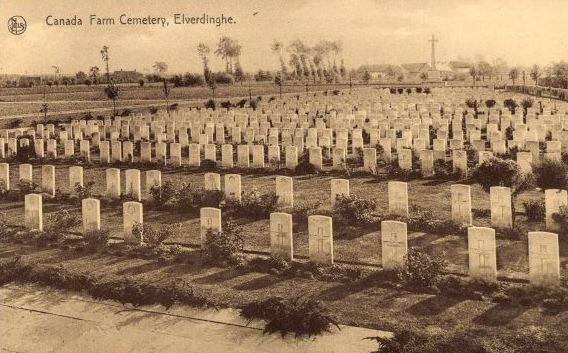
top-left (472, 303), bottom-right (529, 326)
top-left (406, 295), bottom-right (465, 316)
top-left (317, 271), bottom-right (393, 302)
top-left (232, 274), bottom-right (283, 291)
top-left (193, 268), bottom-right (247, 284)
top-left (115, 261), bottom-right (169, 276)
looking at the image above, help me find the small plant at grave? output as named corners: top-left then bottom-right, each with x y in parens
top-left (132, 222), bottom-right (176, 248)
top-left (0, 213), bottom-right (15, 241)
top-left (366, 329), bottom-right (495, 353)
top-left (523, 199), bottom-right (545, 222)
top-left (386, 159), bottom-right (418, 180)
top-left (552, 205), bottom-right (568, 234)
top-left (532, 158), bottom-right (568, 190)
top-left (432, 159), bottom-right (455, 179)
top-left (437, 275), bottom-right (499, 299)
top-left (504, 98), bottom-right (518, 114)
top-left (294, 150), bottom-right (317, 175)
top-left (240, 296), bottom-right (339, 338)
top-left (291, 200), bottom-right (324, 223)
top-left (496, 224), bottom-right (524, 240)
top-left (200, 159), bottom-right (217, 171)
top-left (333, 194), bottom-right (380, 226)
top-left (75, 181), bottom-right (95, 200)
top-left (396, 248), bottom-right (447, 288)
top-left (202, 221), bottom-right (244, 264)
top-left (471, 157), bottom-right (535, 201)
top-left (39, 209), bottom-right (81, 243)
top-left (149, 181), bottom-right (176, 208)
top-left (401, 206), bottom-right (464, 235)
top-left (173, 183), bottom-right (207, 211)
top-left (18, 179), bottom-right (38, 195)
top-left (83, 229), bottom-right (110, 250)
top-left (226, 190), bottom-right (279, 219)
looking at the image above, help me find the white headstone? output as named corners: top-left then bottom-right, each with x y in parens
top-left (528, 231), bottom-right (560, 286)
top-left (270, 212), bottom-right (293, 261)
top-left (381, 220), bottom-right (408, 270)
top-left (468, 227), bottom-right (497, 281)
top-left (123, 201), bottom-right (143, 244)
top-left (308, 215), bottom-right (333, 265)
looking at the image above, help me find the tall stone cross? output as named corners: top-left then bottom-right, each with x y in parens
top-left (429, 34), bottom-right (438, 70)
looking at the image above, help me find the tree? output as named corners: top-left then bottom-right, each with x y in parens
top-left (469, 67), bottom-right (478, 86)
top-left (100, 46), bottom-right (111, 83)
top-left (152, 62), bottom-right (168, 76)
top-left (271, 40), bottom-right (288, 80)
top-left (476, 61), bottom-right (493, 81)
top-left (520, 97), bottom-right (534, 116)
top-left (51, 65), bottom-right (60, 82)
top-left (75, 71), bottom-right (87, 84)
top-left (89, 66), bottom-right (100, 84)
top-left (234, 61), bottom-right (245, 83)
top-left (485, 99), bottom-right (496, 110)
top-left (362, 70), bottom-right (371, 84)
top-left (40, 83), bottom-right (48, 123)
top-left (162, 78), bottom-right (171, 116)
top-left (104, 82), bottom-right (119, 116)
top-left (197, 42), bottom-right (211, 84)
top-left (215, 36), bottom-right (238, 74)
top-left (509, 67), bottom-right (519, 85)
top-left (274, 74), bottom-right (283, 98)
top-left (529, 64), bottom-right (541, 86)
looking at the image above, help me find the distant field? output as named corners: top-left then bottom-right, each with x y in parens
top-left (0, 82), bottom-right (355, 103)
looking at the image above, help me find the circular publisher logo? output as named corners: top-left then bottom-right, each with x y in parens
top-left (8, 16), bottom-right (26, 35)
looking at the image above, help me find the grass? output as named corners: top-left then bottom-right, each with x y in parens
top-left (0, 161), bottom-right (558, 278)
top-left (0, 245), bottom-right (566, 351)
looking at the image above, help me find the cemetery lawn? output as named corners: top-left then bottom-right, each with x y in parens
top-left (1, 242), bottom-right (567, 351)
top-left (0, 164), bottom-right (563, 279)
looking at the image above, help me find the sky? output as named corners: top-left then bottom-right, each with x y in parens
top-left (1, 0), bottom-right (567, 75)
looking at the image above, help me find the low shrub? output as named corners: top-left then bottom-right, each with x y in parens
top-left (75, 181), bottom-right (95, 200)
top-left (149, 181), bottom-right (176, 208)
top-left (132, 223), bottom-right (176, 247)
top-left (551, 205), bottom-right (568, 234)
top-left (366, 329), bottom-right (491, 353)
top-left (18, 179), bottom-right (38, 195)
top-left (522, 199), bottom-right (545, 222)
top-left (83, 229), bottom-right (110, 249)
top-left (202, 221), bottom-right (244, 264)
top-left (333, 194), bottom-right (380, 226)
top-left (433, 159), bottom-right (455, 179)
top-left (291, 200), bottom-right (324, 223)
top-left (472, 208), bottom-right (491, 218)
top-left (471, 157), bottom-right (519, 192)
top-left (397, 248), bottom-right (446, 288)
top-left (532, 158), bottom-right (568, 190)
top-left (200, 159), bottom-right (217, 171)
top-left (39, 210), bottom-right (80, 243)
top-left (240, 296), bottom-right (339, 337)
top-left (226, 190), bottom-right (279, 219)
top-left (437, 275), bottom-right (499, 298)
top-left (174, 183), bottom-right (224, 210)
top-left (399, 207), bottom-right (464, 235)
top-left (294, 150), bottom-right (317, 175)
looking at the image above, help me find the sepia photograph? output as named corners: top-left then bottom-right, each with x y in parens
top-left (0, 0), bottom-right (567, 352)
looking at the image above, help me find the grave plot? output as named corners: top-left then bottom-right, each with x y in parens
top-left (0, 86), bottom-right (566, 284)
